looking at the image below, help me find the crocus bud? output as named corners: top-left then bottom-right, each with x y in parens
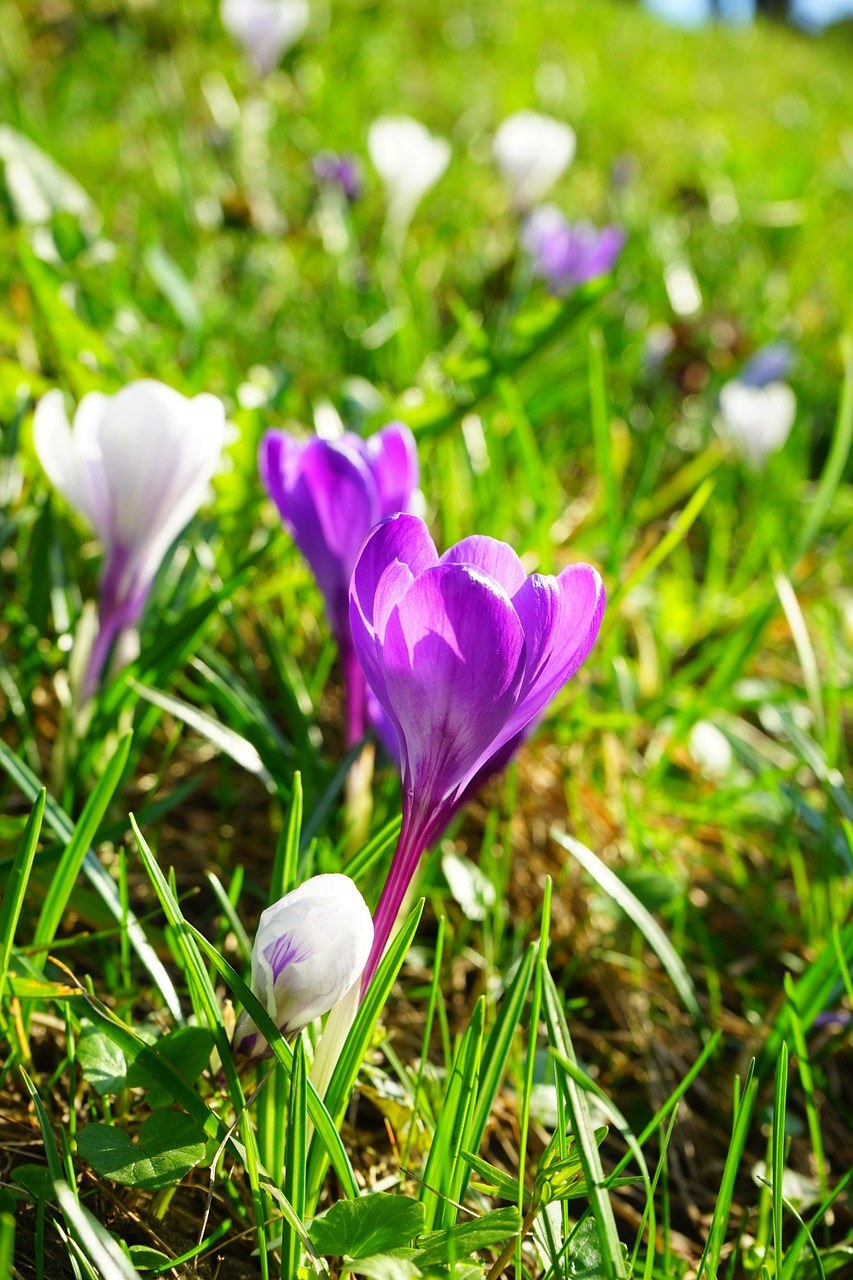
top-left (221, 0), bottom-right (309, 75)
top-left (493, 111), bottom-right (576, 211)
top-left (33, 380), bottom-right (228, 699)
top-left (233, 874), bottom-right (373, 1060)
top-left (367, 116), bottom-right (450, 229)
top-left (716, 380), bottom-right (796, 469)
top-left (521, 205), bottom-right (624, 295)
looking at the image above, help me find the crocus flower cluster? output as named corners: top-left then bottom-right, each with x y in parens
top-left (522, 206), bottom-right (624, 296)
top-left (233, 873), bottom-right (373, 1060)
top-left (349, 514), bottom-right (605, 986)
top-left (259, 423), bottom-right (419, 746)
top-left (493, 110), bottom-right (576, 211)
top-left (33, 380), bottom-right (228, 700)
top-left (221, 0), bottom-right (309, 75)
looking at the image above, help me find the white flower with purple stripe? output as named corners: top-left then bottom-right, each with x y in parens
top-left (232, 874), bottom-right (373, 1060)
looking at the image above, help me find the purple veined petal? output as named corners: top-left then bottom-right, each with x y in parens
top-left (350, 512), bottom-right (440, 634)
top-left (439, 534), bottom-right (528, 594)
top-left (381, 563), bottom-right (527, 808)
top-left (362, 421), bottom-right (420, 519)
top-left (506, 562), bottom-right (605, 739)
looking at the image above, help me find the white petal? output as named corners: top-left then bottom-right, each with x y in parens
top-left (250, 873), bottom-right (373, 1041)
top-left (368, 116), bottom-right (450, 219)
top-left (221, 0), bottom-right (309, 74)
top-left (718, 380), bottom-right (796, 467)
top-left (493, 111), bottom-right (576, 209)
top-left (33, 389), bottom-right (111, 537)
top-left (689, 721), bottom-right (733, 778)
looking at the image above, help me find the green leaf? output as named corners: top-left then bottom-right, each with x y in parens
top-left (344, 1256), bottom-right (420, 1280)
top-left (76, 1110), bottom-right (207, 1190)
top-left (460, 1153), bottom-right (522, 1204)
top-left (0, 789), bottom-right (45, 1004)
top-left (127, 1245), bottom-right (173, 1270)
top-left (77, 1022), bottom-right (130, 1097)
top-left (311, 1195), bottom-right (426, 1261)
top-left (414, 1207), bottom-right (521, 1267)
top-left (126, 1026), bottom-right (214, 1108)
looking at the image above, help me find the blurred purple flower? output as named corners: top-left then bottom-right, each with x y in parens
top-left (522, 206), bottom-right (624, 296)
top-left (350, 514), bottom-right (605, 985)
top-left (259, 423), bottom-right (419, 746)
top-left (313, 151), bottom-right (364, 203)
top-left (739, 343), bottom-right (795, 389)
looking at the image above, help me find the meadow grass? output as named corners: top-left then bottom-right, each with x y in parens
top-left (0, 1), bottom-right (851, 1277)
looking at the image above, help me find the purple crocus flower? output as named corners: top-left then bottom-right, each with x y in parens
top-left (312, 151), bottom-right (364, 203)
top-left (522, 205), bottom-right (624, 297)
top-left (259, 423), bottom-right (419, 746)
top-left (350, 514), bottom-right (605, 986)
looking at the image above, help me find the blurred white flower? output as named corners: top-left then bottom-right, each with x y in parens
top-left (689, 721), bottom-right (733, 778)
top-left (367, 116), bottom-right (450, 228)
top-left (716, 380), bottom-right (796, 469)
top-left (221, 0), bottom-right (309, 76)
top-left (233, 874), bottom-right (373, 1060)
top-left (33, 380), bottom-right (228, 697)
top-left (493, 110), bottom-right (576, 210)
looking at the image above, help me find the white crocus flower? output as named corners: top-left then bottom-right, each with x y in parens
top-left (716, 380), bottom-right (796, 469)
top-left (33, 380), bottom-right (228, 698)
top-left (232, 874), bottom-right (373, 1060)
top-left (367, 116), bottom-right (451, 231)
top-left (221, 0), bottom-right (309, 76)
top-left (689, 721), bottom-right (733, 778)
top-left (493, 110), bottom-right (576, 210)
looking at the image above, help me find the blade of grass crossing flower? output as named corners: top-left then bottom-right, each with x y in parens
top-left (542, 970), bottom-right (629, 1280)
top-left (419, 997), bottom-right (485, 1233)
top-left (304, 901), bottom-right (424, 1207)
top-left (187, 923), bottom-right (359, 1201)
top-left (282, 1035), bottom-right (308, 1280)
top-left (551, 828), bottom-right (701, 1023)
top-left (696, 1061), bottom-right (758, 1280)
top-left (772, 1042), bottom-right (788, 1275)
top-left (33, 733), bottom-right (131, 963)
top-left (0, 790), bottom-right (45, 1005)
top-left (0, 737), bottom-right (181, 1020)
top-left (783, 973), bottom-right (828, 1198)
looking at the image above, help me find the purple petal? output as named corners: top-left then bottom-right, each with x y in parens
top-left (440, 534), bottom-right (528, 594)
top-left (381, 563), bottom-right (526, 807)
top-left (506, 563), bottom-right (605, 738)
top-left (363, 422), bottom-right (420, 519)
top-left (260, 431), bottom-right (379, 641)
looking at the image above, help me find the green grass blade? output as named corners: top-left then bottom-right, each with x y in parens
top-left (33, 733), bottom-right (132, 961)
top-left (783, 973), bottom-right (828, 1198)
top-left (0, 738), bottom-right (181, 1020)
top-left (270, 770), bottom-right (303, 901)
top-left (795, 334), bottom-right (853, 562)
top-left (0, 789), bottom-right (45, 1003)
top-left (696, 1061), bottom-right (758, 1280)
top-left (772, 1041), bottom-right (788, 1275)
top-left (550, 827), bottom-right (701, 1023)
top-left (54, 1180), bottom-right (139, 1280)
top-left (282, 1034), bottom-right (308, 1280)
top-left (542, 968), bottom-right (628, 1280)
